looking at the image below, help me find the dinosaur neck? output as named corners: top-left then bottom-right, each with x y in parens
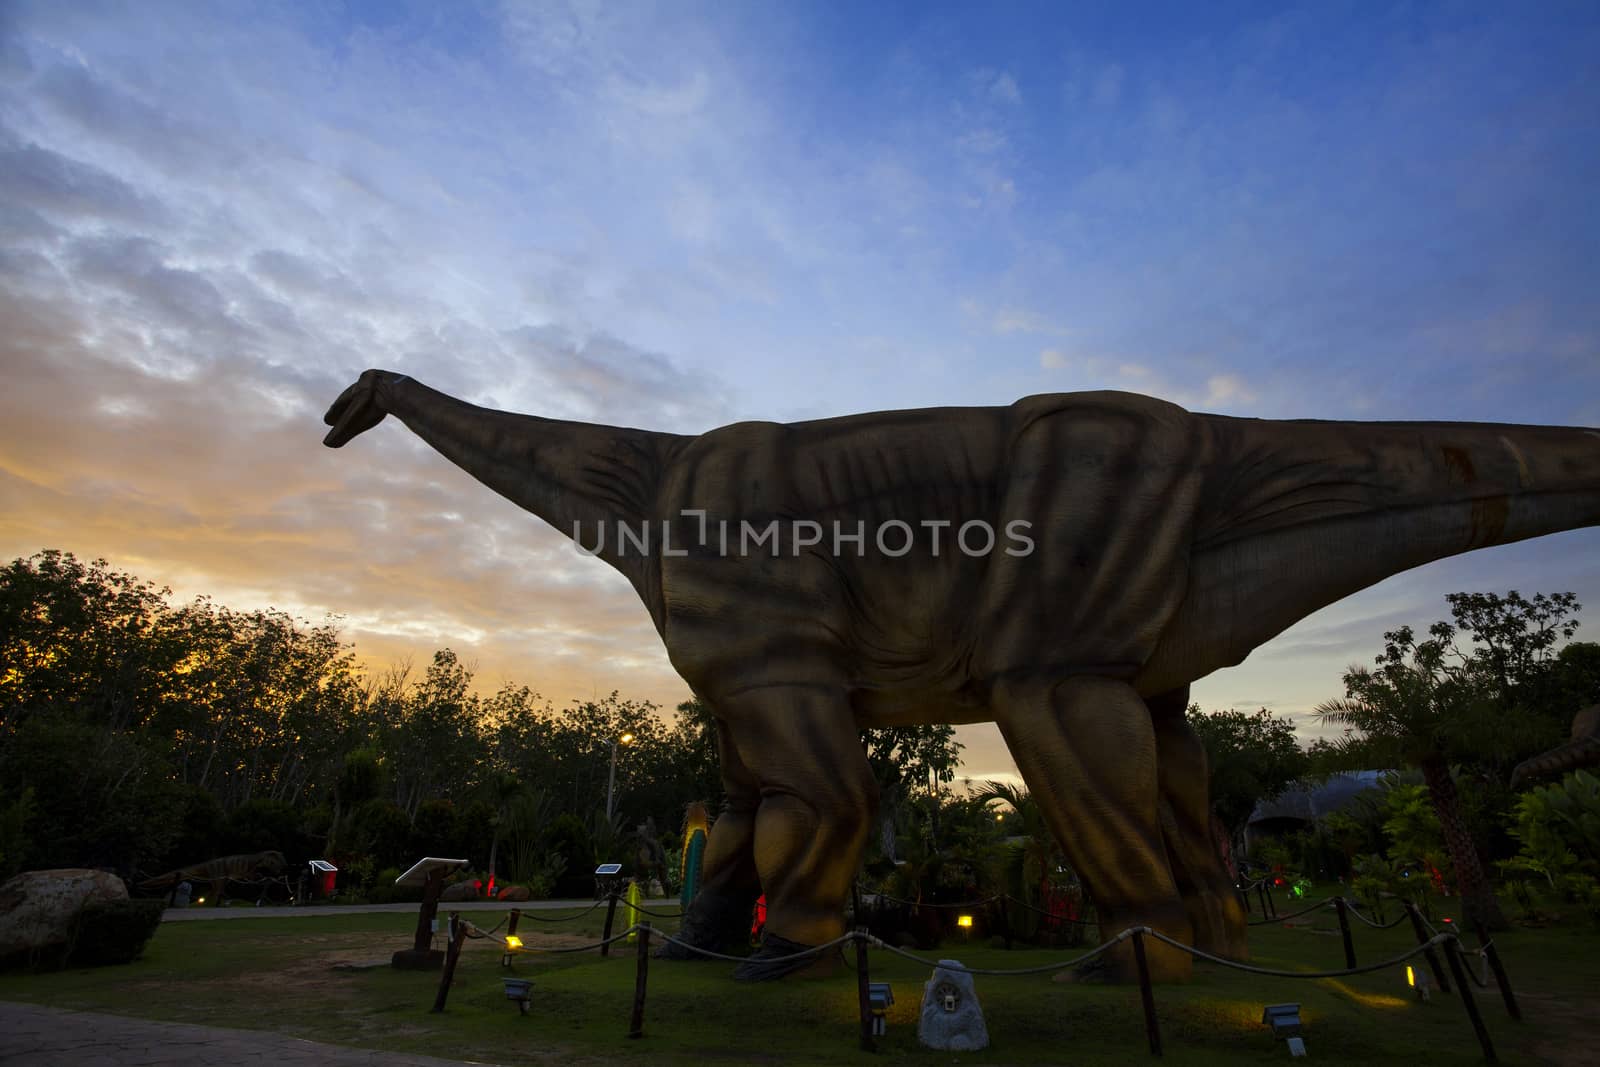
top-left (383, 377), bottom-right (685, 609)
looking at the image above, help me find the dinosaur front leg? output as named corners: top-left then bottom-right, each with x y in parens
top-left (658, 717), bottom-right (763, 960)
top-left (1148, 690), bottom-right (1249, 960)
top-left (994, 675), bottom-right (1193, 982)
top-left (719, 684), bottom-right (878, 981)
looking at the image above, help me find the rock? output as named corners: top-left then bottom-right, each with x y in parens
top-left (917, 959), bottom-right (989, 1052)
top-left (440, 881), bottom-right (480, 902)
top-left (0, 869), bottom-right (129, 962)
top-left (497, 885), bottom-right (531, 902)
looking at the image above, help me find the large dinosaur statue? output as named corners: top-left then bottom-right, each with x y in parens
top-left (138, 850), bottom-right (286, 905)
top-left (324, 369), bottom-right (1600, 980)
top-left (1511, 705), bottom-right (1600, 788)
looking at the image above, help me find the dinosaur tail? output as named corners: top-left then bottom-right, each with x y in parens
top-left (1146, 414), bottom-right (1600, 685)
top-left (1510, 733), bottom-right (1600, 788)
top-left (1511, 706), bottom-right (1600, 788)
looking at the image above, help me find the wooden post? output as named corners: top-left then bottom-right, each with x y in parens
top-left (1239, 885), bottom-right (1252, 917)
top-left (628, 921), bottom-right (651, 1038)
top-left (1473, 921), bottom-right (1521, 1022)
top-left (430, 913), bottom-right (465, 1013)
top-left (1130, 930), bottom-right (1162, 1058)
top-left (1442, 935), bottom-right (1497, 1063)
top-left (415, 868), bottom-right (446, 952)
top-left (507, 908), bottom-right (521, 939)
top-left (855, 928), bottom-right (874, 1052)
top-left (602, 891), bottom-right (620, 958)
top-left (1335, 896), bottom-right (1357, 969)
top-left (1405, 902), bottom-right (1451, 994)
top-left (1256, 882), bottom-right (1270, 920)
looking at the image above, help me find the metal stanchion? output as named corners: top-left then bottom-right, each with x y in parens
top-left (1335, 896), bottom-right (1357, 969)
top-left (1442, 936), bottom-right (1497, 1063)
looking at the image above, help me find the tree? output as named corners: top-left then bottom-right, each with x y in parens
top-left (482, 771), bottom-right (525, 892)
top-left (1316, 624), bottom-right (1509, 929)
top-left (1186, 706), bottom-right (1307, 841)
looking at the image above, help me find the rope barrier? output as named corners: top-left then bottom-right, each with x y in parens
top-left (511, 899), bottom-right (608, 923)
top-left (1340, 899), bottom-right (1411, 930)
top-left (994, 894), bottom-right (1098, 925)
top-left (650, 929), bottom-right (860, 964)
top-left (625, 901), bottom-right (686, 919)
top-left (469, 921), bottom-right (644, 955)
top-left (1246, 898), bottom-right (1330, 925)
top-left (863, 930), bottom-right (1129, 976)
top-left (1467, 946), bottom-right (1493, 989)
top-left (1146, 928), bottom-right (1456, 979)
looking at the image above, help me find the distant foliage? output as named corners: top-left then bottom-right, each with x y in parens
top-left (1186, 705), bottom-right (1307, 839)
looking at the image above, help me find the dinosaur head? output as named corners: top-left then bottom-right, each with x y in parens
top-left (259, 850), bottom-right (287, 873)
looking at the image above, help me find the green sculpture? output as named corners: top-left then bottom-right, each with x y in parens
top-left (325, 370), bottom-right (1600, 980)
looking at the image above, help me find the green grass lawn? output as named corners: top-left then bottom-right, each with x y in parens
top-left (3, 894), bottom-right (1597, 1065)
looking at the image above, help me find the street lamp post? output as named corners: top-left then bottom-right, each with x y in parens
top-left (606, 732), bottom-right (635, 823)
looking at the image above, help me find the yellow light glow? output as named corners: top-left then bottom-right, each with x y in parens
top-left (957, 915), bottom-right (973, 928)
top-left (1317, 977), bottom-right (1407, 1009)
top-left (505, 935), bottom-right (523, 950)
top-left (197, 897), bottom-right (205, 904)
top-left (620, 732), bottom-right (635, 745)
top-left (1406, 965), bottom-right (1415, 987)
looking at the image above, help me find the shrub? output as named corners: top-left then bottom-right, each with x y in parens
top-left (66, 899), bottom-right (165, 967)
top-left (347, 799), bottom-right (411, 869)
top-left (367, 866), bottom-right (424, 904)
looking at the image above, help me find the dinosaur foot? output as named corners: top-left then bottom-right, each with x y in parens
top-left (651, 937), bottom-right (706, 961)
top-left (731, 932), bottom-right (840, 981)
top-left (1050, 955), bottom-right (1114, 984)
top-left (652, 888), bottom-right (756, 962)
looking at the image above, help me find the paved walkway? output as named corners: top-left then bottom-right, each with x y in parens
top-left (0, 1002), bottom-right (503, 1066)
top-left (160, 897), bottom-right (678, 921)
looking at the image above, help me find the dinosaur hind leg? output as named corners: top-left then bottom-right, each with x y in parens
top-left (658, 715), bottom-right (763, 960)
top-left (994, 675), bottom-right (1192, 982)
top-left (1147, 687), bottom-right (1249, 960)
top-left (719, 683), bottom-right (877, 980)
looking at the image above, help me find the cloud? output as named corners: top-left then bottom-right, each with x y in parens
top-left (0, 134), bottom-right (165, 225)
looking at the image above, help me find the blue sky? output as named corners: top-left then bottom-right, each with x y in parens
top-left (2, 1), bottom-right (1597, 781)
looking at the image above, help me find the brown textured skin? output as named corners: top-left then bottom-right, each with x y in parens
top-left (324, 370), bottom-right (1600, 980)
top-left (1511, 705), bottom-right (1600, 788)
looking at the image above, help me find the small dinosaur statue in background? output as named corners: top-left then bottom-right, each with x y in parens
top-left (139, 850), bottom-right (286, 906)
top-left (1512, 705), bottom-right (1600, 788)
top-left (325, 370), bottom-right (1600, 980)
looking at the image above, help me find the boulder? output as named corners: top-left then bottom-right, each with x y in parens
top-left (0, 869), bottom-right (129, 961)
top-left (440, 880), bottom-right (480, 902)
top-left (917, 959), bottom-right (989, 1052)
top-left (497, 885), bottom-right (531, 902)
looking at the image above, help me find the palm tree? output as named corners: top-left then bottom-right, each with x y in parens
top-left (1316, 625), bottom-right (1509, 930)
top-left (970, 781), bottom-right (1057, 905)
top-left (483, 771), bottom-right (525, 895)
